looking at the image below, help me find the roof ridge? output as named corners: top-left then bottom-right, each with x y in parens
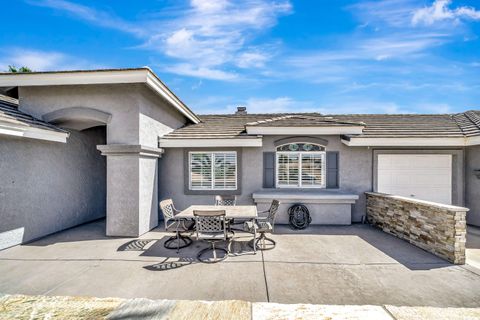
top-left (245, 114), bottom-right (365, 126)
top-left (245, 115), bottom-right (296, 126)
top-left (464, 111), bottom-right (480, 129)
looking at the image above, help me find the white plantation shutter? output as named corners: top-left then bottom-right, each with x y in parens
top-left (189, 152), bottom-right (237, 190)
top-left (301, 153), bottom-right (324, 187)
top-left (276, 143), bottom-right (326, 188)
top-left (190, 153), bottom-right (212, 189)
top-left (213, 153), bottom-right (237, 189)
top-left (277, 154), bottom-right (299, 186)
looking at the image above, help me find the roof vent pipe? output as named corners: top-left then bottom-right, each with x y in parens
top-left (236, 106), bottom-right (247, 115)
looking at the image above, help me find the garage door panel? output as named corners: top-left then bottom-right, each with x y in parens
top-left (377, 172), bottom-right (450, 187)
top-left (377, 154), bottom-right (452, 205)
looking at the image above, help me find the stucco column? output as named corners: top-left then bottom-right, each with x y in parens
top-left (97, 144), bottom-right (163, 237)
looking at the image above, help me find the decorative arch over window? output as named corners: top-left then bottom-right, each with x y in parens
top-left (274, 136), bottom-right (329, 147)
top-left (276, 142), bottom-right (326, 188)
top-left (276, 143), bottom-right (325, 152)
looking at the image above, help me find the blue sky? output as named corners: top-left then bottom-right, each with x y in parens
top-left (1, 0), bottom-right (480, 114)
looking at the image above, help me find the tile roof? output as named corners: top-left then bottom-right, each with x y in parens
top-left (245, 115), bottom-right (364, 127)
top-left (0, 94), bottom-right (68, 134)
top-left (163, 110), bottom-right (480, 140)
top-left (163, 113), bottom-right (324, 139)
top-left (331, 114), bottom-right (472, 138)
top-left (454, 111), bottom-right (480, 137)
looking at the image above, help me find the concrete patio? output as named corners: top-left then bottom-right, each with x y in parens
top-left (0, 219), bottom-right (480, 307)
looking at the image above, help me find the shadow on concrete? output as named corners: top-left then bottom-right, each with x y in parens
top-left (467, 225), bottom-right (480, 249)
top-left (116, 235), bottom-right (257, 271)
top-left (117, 239), bottom-right (158, 252)
top-left (20, 217), bottom-right (452, 272)
top-left (272, 224), bottom-right (452, 271)
top-left (23, 219), bottom-right (113, 246)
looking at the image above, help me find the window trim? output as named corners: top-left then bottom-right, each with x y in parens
top-left (188, 151), bottom-right (238, 191)
top-left (275, 142), bottom-right (326, 189)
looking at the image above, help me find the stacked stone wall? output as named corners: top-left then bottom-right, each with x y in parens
top-left (366, 192), bottom-right (467, 264)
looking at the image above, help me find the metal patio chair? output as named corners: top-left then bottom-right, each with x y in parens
top-left (159, 199), bottom-right (193, 251)
top-left (194, 210), bottom-right (231, 263)
top-left (245, 199), bottom-right (280, 250)
top-left (214, 195), bottom-right (237, 206)
top-left (215, 195), bottom-right (239, 231)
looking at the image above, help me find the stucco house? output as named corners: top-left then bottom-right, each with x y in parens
top-left (0, 68), bottom-right (479, 250)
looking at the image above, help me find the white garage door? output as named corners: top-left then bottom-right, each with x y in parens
top-left (377, 154), bottom-right (452, 205)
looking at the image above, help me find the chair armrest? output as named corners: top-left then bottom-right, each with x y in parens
top-left (255, 216), bottom-right (268, 220)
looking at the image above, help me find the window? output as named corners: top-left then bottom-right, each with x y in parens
top-left (276, 143), bottom-right (326, 188)
top-left (189, 152), bottom-right (237, 190)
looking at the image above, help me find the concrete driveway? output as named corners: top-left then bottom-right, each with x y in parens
top-left (0, 220), bottom-right (479, 307)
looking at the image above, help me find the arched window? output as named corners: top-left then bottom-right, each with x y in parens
top-left (276, 143), bottom-right (326, 188)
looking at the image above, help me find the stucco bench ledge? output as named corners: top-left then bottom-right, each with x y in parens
top-left (252, 190), bottom-right (359, 225)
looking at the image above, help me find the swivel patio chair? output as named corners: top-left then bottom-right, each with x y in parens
top-left (215, 195), bottom-right (239, 230)
top-left (159, 199), bottom-right (193, 251)
top-left (245, 199), bottom-right (280, 250)
top-left (194, 210), bottom-right (231, 263)
top-left (214, 195), bottom-right (236, 206)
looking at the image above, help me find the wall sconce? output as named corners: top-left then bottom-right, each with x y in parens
top-left (474, 169), bottom-right (480, 179)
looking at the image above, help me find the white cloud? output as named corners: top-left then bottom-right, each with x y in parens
top-left (0, 48), bottom-right (98, 71)
top-left (28, 0), bottom-right (144, 36)
top-left (348, 0), bottom-right (418, 28)
top-left (190, 0), bottom-right (229, 13)
top-left (236, 51), bottom-right (270, 68)
top-left (28, 0), bottom-right (292, 80)
top-left (226, 97), bottom-right (317, 113)
top-left (164, 63), bottom-right (238, 81)
top-left (317, 101), bottom-right (453, 114)
top-left (221, 97), bottom-right (454, 115)
top-left (412, 0), bottom-right (480, 26)
top-left (283, 33), bottom-right (448, 82)
top-left (156, 0), bottom-right (291, 71)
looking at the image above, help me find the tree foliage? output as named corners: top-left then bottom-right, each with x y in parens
top-left (7, 65), bottom-right (33, 73)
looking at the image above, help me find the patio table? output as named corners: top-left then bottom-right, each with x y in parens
top-left (176, 205), bottom-right (258, 252)
top-left (176, 205), bottom-right (258, 220)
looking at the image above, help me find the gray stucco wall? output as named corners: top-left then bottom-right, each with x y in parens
top-left (159, 136), bottom-right (467, 223)
top-left (159, 135), bottom-right (373, 222)
top-left (19, 84), bottom-right (187, 147)
top-left (18, 83), bottom-right (188, 237)
top-left (0, 126), bottom-right (106, 250)
top-left (466, 145), bottom-right (480, 226)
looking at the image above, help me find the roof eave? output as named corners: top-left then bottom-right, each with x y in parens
top-left (0, 68), bottom-right (201, 124)
top-left (0, 121), bottom-right (69, 143)
top-left (159, 137), bottom-right (263, 148)
top-left (341, 136), bottom-right (479, 147)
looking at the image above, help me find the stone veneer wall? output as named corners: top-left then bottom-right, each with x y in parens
top-left (365, 192), bottom-right (468, 264)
